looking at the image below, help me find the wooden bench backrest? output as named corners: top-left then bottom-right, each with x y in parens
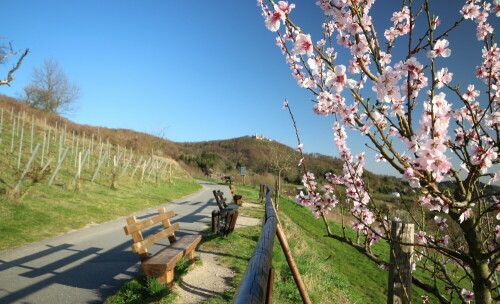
top-left (213, 190), bottom-right (228, 209)
top-left (124, 208), bottom-right (179, 261)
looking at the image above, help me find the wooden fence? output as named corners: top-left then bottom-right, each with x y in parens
top-left (232, 184), bottom-right (277, 303)
top-left (232, 184), bottom-right (415, 304)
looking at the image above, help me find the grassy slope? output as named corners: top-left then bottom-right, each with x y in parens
top-left (0, 178), bottom-right (201, 250)
top-left (0, 99), bottom-right (201, 251)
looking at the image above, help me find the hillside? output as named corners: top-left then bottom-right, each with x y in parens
top-left (176, 136), bottom-right (411, 194)
top-left (0, 95), bottom-right (410, 194)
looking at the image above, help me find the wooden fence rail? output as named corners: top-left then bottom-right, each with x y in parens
top-left (233, 184), bottom-right (277, 304)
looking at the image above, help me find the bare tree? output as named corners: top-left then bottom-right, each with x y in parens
top-left (0, 40), bottom-right (29, 86)
top-left (269, 144), bottom-right (292, 210)
top-left (22, 59), bottom-right (80, 114)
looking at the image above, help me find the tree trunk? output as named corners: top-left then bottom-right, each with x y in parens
top-left (462, 218), bottom-right (493, 304)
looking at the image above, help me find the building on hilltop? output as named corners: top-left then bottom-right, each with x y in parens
top-left (252, 133), bottom-right (273, 142)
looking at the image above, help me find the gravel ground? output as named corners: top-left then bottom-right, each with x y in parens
top-left (174, 213), bottom-right (261, 303)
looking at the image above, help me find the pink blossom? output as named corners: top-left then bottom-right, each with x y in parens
top-left (459, 208), bottom-right (472, 223)
top-left (434, 216), bottom-right (448, 231)
top-left (427, 39), bottom-right (451, 59)
top-left (431, 16), bottom-right (441, 30)
top-left (461, 289), bottom-right (475, 303)
top-left (276, 1), bottom-right (295, 14)
top-left (325, 65), bottom-right (356, 93)
top-left (461, 3), bottom-right (481, 20)
top-left (292, 33), bottom-right (314, 57)
top-left (375, 154), bottom-right (386, 162)
top-left (437, 235), bottom-right (450, 246)
top-left (264, 9), bottom-right (285, 32)
top-left (435, 67), bottom-right (453, 89)
top-left (403, 167), bottom-right (421, 188)
top-left (462, 84), bottom-right (480, 101)
top-left (492, 0), bottom-right (500, 17)
top-left (495, 225), bottom-right (500, 238)
top-left (416, 231), bottom-right (427, 245)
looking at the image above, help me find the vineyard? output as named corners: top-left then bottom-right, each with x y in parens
top-left (0, 103), bottom-right (182, 203)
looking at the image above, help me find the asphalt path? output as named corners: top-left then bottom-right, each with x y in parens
top-left (0, 180), bottom-right (230, 304)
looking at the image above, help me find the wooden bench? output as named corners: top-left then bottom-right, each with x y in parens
top-left (212, 190), bottom-right (239, 236)
top-left (229, 185), bottom-right (243, 205)
top-left (213, 190), bottom-right (239, 211)
top-left (123, 208), bottom-right (201, 286)
top-left (212, 208), bottom-right (239, 236)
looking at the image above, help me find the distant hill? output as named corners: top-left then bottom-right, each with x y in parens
top-left (175, 136), bottom-right (411, 194)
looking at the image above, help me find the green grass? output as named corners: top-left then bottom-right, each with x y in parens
top-left (104, 258), bottom-right (200, 304)
top-left (0, 178), bottom-right (201, 250)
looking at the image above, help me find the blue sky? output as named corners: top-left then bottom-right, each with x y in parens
top-left (0, 1), bottom-right (495, 177)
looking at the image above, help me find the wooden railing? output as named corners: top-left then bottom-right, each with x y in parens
top-left (232, 184), bottom-right (277, 304)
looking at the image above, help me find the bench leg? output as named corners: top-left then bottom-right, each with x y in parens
top-left (187, 250), bottom-right (196, 265)
top-left (159, 269), bottom-right (175, 288)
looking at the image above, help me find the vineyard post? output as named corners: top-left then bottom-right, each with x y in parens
top-left (130, 155), bottom-right (143, 179)
top-left (63, 124), bottom-right (67, 144)
top-left (74, 137), bottom-right (79, 167)
top-left (71, 131), bottom-right (75, 156)
top-left (91, 150), bottom-right (108, 183)
top-left (16, 111), bottom-right (21, 137)
top-left (98, 137), bottom-right (102, 161)
top-left (388, 222), bottom-right (414, 304)
top-left (147, 158), bottom-right (159, 180)
top-left (14, 143), bottom-right (40, 191)
top-left (30, 115), bottom-right (34, 153)
top-left (48, 147), bottom-right (69, 186)
top-left (106, 139), bottom-right (110, 168)
top-left (81, 133), bottom-right (86, 159)
top-left (46, 123), bottom-right (51, 155)
top-left (58, 134), bottom-right (63, 163)
top-left (119, 150), bottom-right (133, 178)
top-left (17, 125), bottom-right (24, 169)
top-left (41, 131), bottom-right (46, 167)
top-left (75, 151), bottom-right (82, 190)
top-left (110, 154), bottom-right (118, 189)
top-left (10, 117), bottom-right (16, 153)
top-left (140, 158), bottom-right (151, 185)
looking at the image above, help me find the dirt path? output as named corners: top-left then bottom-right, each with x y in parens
top-left (174, 212), bottom-right (261, 303)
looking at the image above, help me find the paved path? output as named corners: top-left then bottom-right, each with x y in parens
top-left (0, 181), bottom-right (230, 304)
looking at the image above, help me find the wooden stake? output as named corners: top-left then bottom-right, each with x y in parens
top-left (130, 155), bottom-right (143, 179)
top-left (10, 117), bottom-right (16, 153)
top-left (75, 151), bottom-right (82, 190)
top-left (91, 150), bottom-right (108, 183)
top-left (272, 202), bottom-right (312, 304)
top-left (14, 143), bottom-right (40, 191)
top-left (41, 131), bottom-right (46, 167)
top-left (30, 115), bottom-right (34, 153)
top-left (48, 147), bottom-right (69, 186)
top-left (388, 222), bottom-right (414, 304)
top-left (17, 125), bottom-right (24, 170)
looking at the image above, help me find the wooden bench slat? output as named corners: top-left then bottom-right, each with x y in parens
top-left (143, 234), bottom-right (201, 270)
top-left (124, 210), bottom-right (175, 235)
top-left (131, 223), bottom-right (180, 253)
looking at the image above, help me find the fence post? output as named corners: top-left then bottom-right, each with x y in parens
top-left (388, 221), bottom-right (414, 304)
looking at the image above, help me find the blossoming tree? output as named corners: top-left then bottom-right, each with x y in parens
top-left (258, 0), bottom-right (499, 303)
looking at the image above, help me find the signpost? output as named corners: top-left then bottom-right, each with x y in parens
top-left (240, 166), bottom-right (246, 185)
